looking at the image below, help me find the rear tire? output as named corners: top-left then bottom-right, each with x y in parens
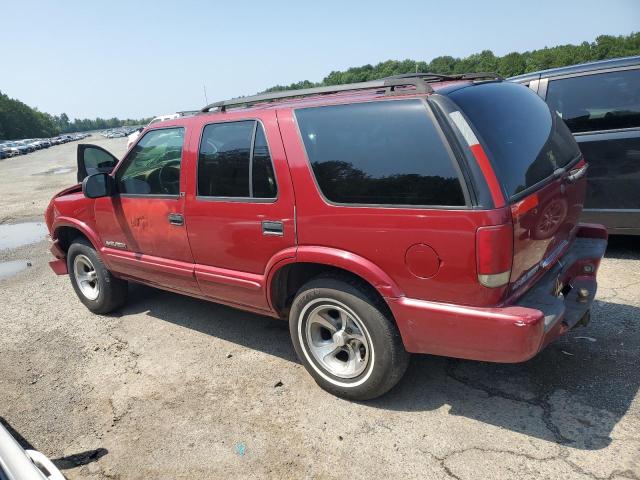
top-left (67, 238), bottom-right (128, 314)
top-left (289, 274), bottom-right (409, 400)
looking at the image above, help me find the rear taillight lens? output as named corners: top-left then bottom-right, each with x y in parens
top-left (476, 224), bottom-right (513, 288)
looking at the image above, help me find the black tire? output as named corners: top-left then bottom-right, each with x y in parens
top-left (67, 238), bottom-right (128, 314)
top-left (289, 274), bottom-right (410, 400)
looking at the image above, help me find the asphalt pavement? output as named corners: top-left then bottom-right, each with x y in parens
top-left (0, 138), bottom-right (638, 479)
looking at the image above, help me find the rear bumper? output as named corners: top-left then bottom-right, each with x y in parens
top-left (388, 224), bottom-right (608, 363)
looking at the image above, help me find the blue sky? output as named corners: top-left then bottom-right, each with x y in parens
top-left (1, 0), bottom-right (638, 119)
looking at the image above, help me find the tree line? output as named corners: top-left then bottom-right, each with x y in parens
top-left (264, 32), bottom-right (640, 92)
top-left (51, 113), bottom-right (151, 134)
top-left (0, 91), bottom-right (59, 140)
top-left (0, 92), bottom-right (150, 141)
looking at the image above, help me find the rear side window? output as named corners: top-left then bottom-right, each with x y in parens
top-left (198, 121), bottom-right (277, 199)
top-left (295, 100), bottom-right (465, 206)
top-left (546, 69), bottom-right (640, 133)
top-left (449, 82), bottom-right (580, 198)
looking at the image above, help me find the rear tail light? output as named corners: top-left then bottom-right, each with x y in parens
top-left (476, 224), bottom-right (513, 288)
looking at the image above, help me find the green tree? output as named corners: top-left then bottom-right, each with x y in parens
top-left (262, 32), bottom-right (640, 92)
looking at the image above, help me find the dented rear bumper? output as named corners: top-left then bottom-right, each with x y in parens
top-left (388, 224), bottom-right (608, 363)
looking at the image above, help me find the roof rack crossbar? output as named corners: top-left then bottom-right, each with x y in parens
top-left (200, 71), bottom-right (502, 113)
top-left (387, 71), bottom-right (503, 82)
top-left (200, 77), bottom-right (435, 113)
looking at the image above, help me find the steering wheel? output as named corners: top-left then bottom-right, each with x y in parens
top-left (158, 160), bottom-right (181, 194)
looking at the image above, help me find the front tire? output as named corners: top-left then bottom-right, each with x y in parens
top-left (289, 275), bottom-right (409, 400)
top-left (67, 238), bottom-right (128, 314)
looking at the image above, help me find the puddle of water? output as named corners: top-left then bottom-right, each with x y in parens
top-left (0, 222), bottom-right (48, 250)
top-left (0, 260), bottom-right (30, 280)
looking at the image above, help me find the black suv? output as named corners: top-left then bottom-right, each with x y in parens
top-left (510, 56), bottom-right (640, 235)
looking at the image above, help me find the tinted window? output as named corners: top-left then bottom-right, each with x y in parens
top-left (295, 100), bottom-right (465, 206)
top-left (546, 69), bottom-right (640, 133)
top-left (198, 121), bottom-right (277, 198)
top-left (252, 125), bottom-right (277, 198)
top-left (84, 147), bottom-right (116, 176)
top-left (449, 82), bottom-right (580, 198)
top-left (116, 127), bottom-right (184, 195)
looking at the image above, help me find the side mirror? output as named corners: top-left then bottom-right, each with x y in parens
top-left (82, 173), bottom-right (115, 199)
top-left (77, 144), bottom-right (119, 183)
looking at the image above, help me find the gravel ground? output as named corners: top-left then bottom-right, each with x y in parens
top-left (0, 138), bottom-right (638, 479)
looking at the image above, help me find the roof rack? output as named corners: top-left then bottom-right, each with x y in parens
top-left (200, 72), bottom-right (502, 113)
top-left (386, 71), bottom-right (503, 82)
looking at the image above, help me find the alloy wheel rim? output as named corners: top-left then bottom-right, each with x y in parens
top-left (73, 254), bottom-right (99, 300)
top-left (304, 303), bottom-right (370, 379)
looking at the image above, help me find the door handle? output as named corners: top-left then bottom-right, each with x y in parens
top-left (168, 213), bottom-right (184, 226)
top-left (262, 220), bottom-right (284, 236)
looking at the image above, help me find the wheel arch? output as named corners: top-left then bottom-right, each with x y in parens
top-left (267, 246), bottom-right (403, 318)
top-left (53, 218), bottom-right (101, 254)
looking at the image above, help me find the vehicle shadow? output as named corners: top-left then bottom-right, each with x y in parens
top-left (120, 284), bottom-right (298, 363)
top-left (0, 417), bottom-right (108, 470)
top-left (370, 299), bottom-right (639, 450)
top-left (604, 234), bottom-right (639, 259)
top-left (121, 282), bottom-right (639, 451)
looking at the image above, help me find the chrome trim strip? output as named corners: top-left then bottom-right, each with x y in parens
top-left (541, 240), bottom-right (569, 269)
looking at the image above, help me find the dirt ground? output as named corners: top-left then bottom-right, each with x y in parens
top-left (0, 137), bottom-right (638, 479)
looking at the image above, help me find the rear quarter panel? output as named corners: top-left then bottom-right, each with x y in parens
top-left (277, 108), bottom-right (511, 307)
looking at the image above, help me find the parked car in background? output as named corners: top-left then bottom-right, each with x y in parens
top-left (3, 141), bottom-right (29, 155)
top-left (46, 74), bottom-right (606, 400)
top-left (127, 113), bottom-right (182, 149)
top-left (0, 142), bottom-right (20, 157)
top-left (510, 55), bottom-right (640, 235)
top-left (14, 140), bottom-right (36, 153)
top-left (25, 139), bottom-right (44, 150)
top-left (126, 127), bottom-right (144, 149)
top-left (0, 134), bottom-right (83, 156)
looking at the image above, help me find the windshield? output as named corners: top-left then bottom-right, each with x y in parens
top-left (448, 82), bottom-right (580, 199)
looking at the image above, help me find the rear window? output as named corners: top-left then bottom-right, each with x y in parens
top-left (449, 82), bottom-right (580, 198)
top-left (295, 100), bottom-right (465, 206)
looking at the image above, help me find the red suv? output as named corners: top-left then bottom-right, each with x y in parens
top-left (45, 73), bottom-right (607, 400)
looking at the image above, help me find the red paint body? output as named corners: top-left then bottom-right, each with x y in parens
top-left (45, 83), bottom-right (607, 363)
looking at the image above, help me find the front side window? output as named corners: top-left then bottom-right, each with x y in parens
top-left (198, 121), bottom-right (277, 199)
top-left (546, 69), bottom-right (640, 133)
top-left (295, 100), bottom-right (465, 206)
top-left (116, 127), bottom-right (184, 196)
